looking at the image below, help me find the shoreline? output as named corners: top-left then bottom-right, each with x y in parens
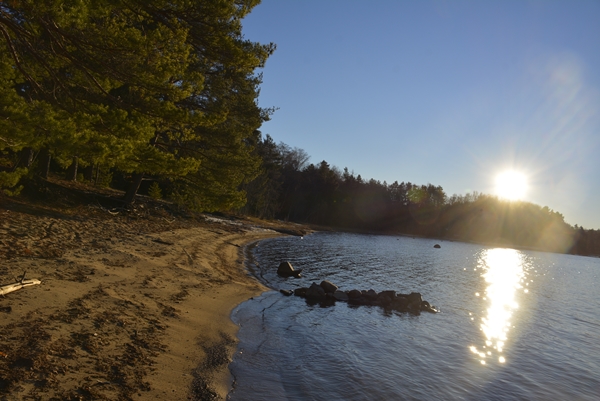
top-left (0, 203), bottom-right (292, 400)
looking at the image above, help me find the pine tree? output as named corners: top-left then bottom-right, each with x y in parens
top-left (0, 0), bottom-right (274, 209)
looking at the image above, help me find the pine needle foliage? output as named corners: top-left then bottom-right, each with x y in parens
top-left (0, 0), bottom-right (274, 209)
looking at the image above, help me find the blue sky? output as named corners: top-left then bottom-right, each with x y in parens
top-left (242, 0), bottom-right (600, 229)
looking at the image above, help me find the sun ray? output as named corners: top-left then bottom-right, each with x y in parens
top-left (495, 171), bottom-right (528, 200)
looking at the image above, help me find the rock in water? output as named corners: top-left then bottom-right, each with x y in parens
top-left (277, 261), bottom-right (302, 278)
top-left (320, 280), bottom-right (338, 294)
top-left (305, 282), bottom-right (326, 301)
top-left (421, 300), bottom-right (438, 313)
top-left (407, 292), bottom-right (422, 305)
top-left (279, 278), bottom-right (438, 315)
top-left (407, 292), bottom-right (423, 314)
top-left (333, 290), bottom-right (349, 301)
top-left (294, 287), bottom-right (308, 297)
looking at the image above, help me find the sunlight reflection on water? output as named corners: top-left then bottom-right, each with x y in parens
top-left (470, 248), bottom-right (527, 365)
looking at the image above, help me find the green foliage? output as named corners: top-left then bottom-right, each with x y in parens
top-left (148, 182), bottom-right (162, 200)
top-left (241, 134), bottom-right (284, 218)
top-left (0, 0), bottom-right (274, 210)
top-left (96, 168), bottom-right (113, 188)
top-left (0, 168), bottom-right (27, 196)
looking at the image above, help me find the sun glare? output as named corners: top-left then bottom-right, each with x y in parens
top-left (495, 171), bottom-right (528, 201)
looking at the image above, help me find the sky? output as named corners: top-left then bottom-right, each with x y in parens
top-left (241, 0), bottom-right (600, 229)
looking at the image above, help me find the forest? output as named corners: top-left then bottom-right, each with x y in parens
top-left (240, 135), bottom-right (600, 256)
top-left (1, 0), bottom-right (599, 257)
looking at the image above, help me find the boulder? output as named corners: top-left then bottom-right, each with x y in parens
top-left (333, 290), bottom-right (349, 302)
top-left (280, 280), bottom-right (437, 316)
top-left (294, 287), bottom-right (308, 297)
top-left (407, 292), bottom-right (423, 314)
top-left (320, 280), bottom-right (338, 294)
top-left (433, 244), bottom-right (441, 248)
top-left (392, 296), bottom-right (409, 312)
top-left (277, 261), bottom-right (302, 278)
top-left (378, 290), bottom-right (397, 306)
top-left (305, 282), bottom-right (326, 301)
top-left (348, 296), bottom-right (365, 306)
top-left (407, 292), bottom-right (422, 305)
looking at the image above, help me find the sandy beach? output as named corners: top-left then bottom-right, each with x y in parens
top-left (0, 193), bottom-right (302, 400)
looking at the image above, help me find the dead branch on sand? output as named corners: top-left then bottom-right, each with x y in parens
top-left (0, 272), bottom-right (41, 296)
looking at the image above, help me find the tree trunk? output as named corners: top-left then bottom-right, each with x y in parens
top-left (65, 156), bottom-right (78, 181)
top-left (123, 172), bottom-right (144, 205)
top-left (94, 164), bottom-right (101, 185)
top-left (39, 149), bottom-right (52, 179)
top-left (82, 164), bottom-right (94, 182)
top-left (13, 148), bottom-right (34, 171)
top-left (22, 148), bottom-right (34, 168)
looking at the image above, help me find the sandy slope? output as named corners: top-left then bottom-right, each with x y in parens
top-left (0, 202), bottom-right (290, 400)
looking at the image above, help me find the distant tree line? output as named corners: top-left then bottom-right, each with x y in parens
top-left (242, 134), bottom-right (600, 257)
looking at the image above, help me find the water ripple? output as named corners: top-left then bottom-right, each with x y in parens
top-left (229, 233), bottom-right (600, 401)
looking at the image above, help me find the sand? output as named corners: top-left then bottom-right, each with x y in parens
top-left (0, 199), bottom-right (299, 400)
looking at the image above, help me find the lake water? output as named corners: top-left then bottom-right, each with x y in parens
top-left (227, 232), bottom-right (600, 400)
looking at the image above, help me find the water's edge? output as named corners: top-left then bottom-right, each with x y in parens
top-left (225, 237), bottom-right (278, 397)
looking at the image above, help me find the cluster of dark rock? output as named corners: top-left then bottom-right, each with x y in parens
top-left (279, 279), bottom-right (438, 315)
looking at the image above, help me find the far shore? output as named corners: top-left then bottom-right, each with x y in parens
top-left (0, 199), bottom-right (308, 400)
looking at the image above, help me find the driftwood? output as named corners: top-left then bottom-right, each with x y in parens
top-left (0, 273), bottom-right (41, 296)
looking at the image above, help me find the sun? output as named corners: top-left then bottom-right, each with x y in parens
top-left (495, 171), bottom-right (528, 201)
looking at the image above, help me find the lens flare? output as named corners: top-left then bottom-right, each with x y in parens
top-left (495, 171), bottom-right (528, 200)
